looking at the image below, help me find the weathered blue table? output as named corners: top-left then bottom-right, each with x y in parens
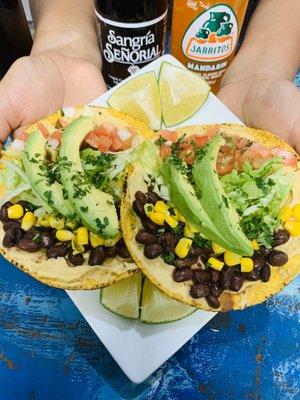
top-left (0, 74), bottom-right (299, 400)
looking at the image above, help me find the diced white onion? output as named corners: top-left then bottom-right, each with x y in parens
top-left (83, 105), bottom-right (93, 116)
top-left (0, 183), bottom-right (30, 207)
top-left (117, 129), bottom-right (132, 142)
top-left (34, 207), bottom-right (47, 217)
top-left (48, 138), bottom-right (60, 150)
top-left (9, 139), bottom-right (25, 153)
top-left (62, 107), bottom-right (75, 117)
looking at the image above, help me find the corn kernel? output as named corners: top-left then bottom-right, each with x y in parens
top-left (154, 201), bottom-right (169, 214)
top-left (21, 212), bottom-right (37, 231)
top-left (165, 214), bottom-right (178, 229)
top-left (280, 206), bottom-right (292, 223)
top-left (7, 204), bottom-right (24, 219)
top-left (183, 223), bottom-right (198, 239)
top-left (144, 203), bottom-right (154, 217)
top-left (173, 208), bottom-right (181, 221)
top-left (175, 238), bottom-right (193, 258)
top-left (71, 238), bottom-right (85, 254)
top-left (292, 204), bottom-right (300, 221)
top-left (65, 220), bottom-right (76, 230)
top-left (212, 242), bottom-right (226, 254)
top-left (49, 215), bottom-right (65, 230)
top-left (76, 226), bottom-right (89, 246)
top-left (104, 232), bottom-right (122, 247)
top-left (90, 232), bottom-right (105, 248)
top-left (224, 251), bottom-right (241, 267)
top-left (208, 257), bottom-right (224, 271)
top-left (37, 214), bottom-right (51, 227)
top-left (148, 211), bottom-right (165, 226)
top-left (56, 229), bottom-right (74, 241)
top-left (240, 257), bottom-right (254, 272)
top-left (178, 213), bottom-right (186, 223)
top-left (251, 239), bottom-right (260, 251)
top-left (284, 220), bottom-right (300, 237)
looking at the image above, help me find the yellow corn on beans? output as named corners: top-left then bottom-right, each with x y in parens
top-left (37, 214), bottom-right (51, 227)
top-left (175, 238), bottom-right (193, 258)
top-left (178, 213), bottom-right (186, 223)
top-left (165, 214), bottom-right (178, 229)
top-left (212, 242), bottom-right (226, 254)
top-left (208, 257), bottom-right (224, 271)
top-left (144, 203), bottom-right (154, 217)
top-left (90, 232), bottom-right (105, 248)
top-left (21, 212), bottom-right (37, 231)
top-left (148, 211), bottom-right (165, 226)
top-left (7, 204), bottom-right (24, 219)
top-left (251, 239), bottom-right (260, 251)
top-left (224, 251), bottom-right (241, 267)
top-left (76, 226), bottom-right (89, 246)
top-left (154, 201), bottom-right (169, 214)
top-left (71, 237), bottom-right (85, 254)
top-left (56, 229), bottom-right (74, 241)
top-left (292, 204), bottom-right (300, 221)
top-left (65, 220), bottom-right (76, 230)
top-left (104, 232), bottom-right (122, 247)
top-left (49, 215), bottom-right (65, 230)
top-left (172, 208), bottom-right (181, 221)
top-left (280, 206), bottom-right (292, 223)
top-left (183, 225), bottom-right (194, 239)
top-left (240, 257), bottom-right (254, 272)
top-left (284, 220), bottom-right (300, 237)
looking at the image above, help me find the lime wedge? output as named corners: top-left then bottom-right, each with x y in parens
top-left (140, 278), bottom-right (195, 324)
top-left (107, 72), bottom-right (161, 130)
top-left (100, 272), bottom-right (143, 319)
top-left (158, 61), bottom-right (211, 127)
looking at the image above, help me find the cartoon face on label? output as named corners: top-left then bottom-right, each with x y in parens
top-left (182, 5), bottom-right (238, 62)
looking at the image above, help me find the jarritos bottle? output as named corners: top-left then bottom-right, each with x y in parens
top-left (95, 0), bottom-right (168, 88)
top-left (171, 0), bottom-right (249, 93)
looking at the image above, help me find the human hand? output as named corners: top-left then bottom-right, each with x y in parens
top-left (0, 51), bottom-right (107, 144)
top-left (218, 74), bottom-right (300, 153)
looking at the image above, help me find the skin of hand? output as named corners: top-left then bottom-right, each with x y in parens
top-left (218, 0), bottom-right (300, 153)
top-left (0, 0), bottom-right (107, 145)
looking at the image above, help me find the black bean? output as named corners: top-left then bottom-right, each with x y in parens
top-left (141, 217), bottom-right (158, 233)
top-left (14, 229), bottom-right (24, 244)
top-left (3, 220), bottom-right (21, 231)
top-left (173, 267), bottom-right (193, 282)
top-left (18, 238), bottom-right (41, 252)
top-left (193, 269), bottom-right (210, 284)
top-left (40, 231), bottom-right (55, 248)
top-left (175, 257), bottom-right (197, 268)
top-left (189, 247), bottom-right (203, 257)
top-left (209, 269), bottom-right (220, 284)
top-left (3, 228), bottom-right (18, 247)
top-left (259, 246), bottom-right (270, 257)
top-left (144, 243), bottom-right (162, 259)
top-left (105, 245), bottom-right (117, 258)
top-left (135, 230), bottom-right (158, 245)
top-left (147, 191), bottom-right (159, 204)
top-left (162, 231), bottom-right (178, 253)
top-left (206, 295), bottom-right (220, 309)
top-left (117, 243), bottom-right (131, 259)
top-left (243, 269), bottom-right (260, 281)
top-left (88, 246), bottom-right (106, 266)
top-left (0, 201), bottom-right (12, 223)
top-left (229, 275), bottom-right (244, 292)
top-left (68, 251), bottom-right (84, 266)
top-left (17, 200), bottom-right (36, 212)
top-left (272, 229), bottom-right (290, 247)
top-left (132, 200), bottom-right (146, 218)
top-left (260, 263), bottom-right (271, 282)
top-left (47, 244), bottom-right (69, 259)
top-left (210, 284), bottom-right (223, 298)
top-left (135, 191), bottom-right (148, 206)
top-left (252, 253), bottom-right (265, 269)
top-left (267, 250), bottom-right (288, 266)
top-left (220, 269), bottom-right (233, 289)
top-left (190, 284), bottom-right (210, 298)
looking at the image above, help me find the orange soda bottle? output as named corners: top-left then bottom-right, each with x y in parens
top-left (171, 0), bottom-right (249, 93)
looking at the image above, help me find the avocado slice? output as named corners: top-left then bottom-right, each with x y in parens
top-left (23, 131), bottom-right (76, 218)
top-left (59, 116), bottom-right (119, 238)
top-left (192, 134), bottom-right (253, 256)
top-left (161, 160), bottom-right (242, 250)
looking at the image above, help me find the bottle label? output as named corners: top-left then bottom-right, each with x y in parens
top-left (95, 10), bottom-right (167, 87)
top-left (182, 4), bottom-right (238, 63)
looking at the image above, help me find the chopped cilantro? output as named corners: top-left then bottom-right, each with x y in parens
top-left (80, 206), bottom-right (88, 212)
top-left (154, 136), bottom-right (167, 147)
top-left (161, 252), bottom-right (176, 265)
top-left (193, 233), bottom-right (211, 248)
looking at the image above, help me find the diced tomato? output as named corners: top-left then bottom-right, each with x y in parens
top-left (247, 142), bottom-right (271, 158)
top-left (271, 148), bottom-right (298, 166)
top-left (92, 128), bottom-right (112, 138)
top-left (158, 130), bottom-right (178, 143)
top-left (97, 135), bottom-right (112, 152)
top-left (14, 131), bottom-right (28, 141)
top-left (216, 158), bottom-right (235, 175)
top-left (110, 134), bottom-right (123, 151)
top-left (50, 130), bottom-right (62, 141)
top-left (37, 122), bottom-right (51, 138)
top-left (121, 138), bottom-right (132, 150)
top-left (205, 125), bottom-right (219, 138)
top-left (188, 134), bottom-right (209, 147)
top-left (84, 132), bottom-right (100, 149)
top-left (236, 137), bottom-right (250, 149)
top-left (58, 118), bottom-right (68, 128)
top-left (182, 149), bottom-right (195, 165)
top-left (95, 122), bottom-right (117, 135)
top-left (160, 144), bottom-right (171, 160)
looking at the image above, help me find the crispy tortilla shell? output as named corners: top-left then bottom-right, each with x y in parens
top-left (121, 124), bottom-right (300, 311)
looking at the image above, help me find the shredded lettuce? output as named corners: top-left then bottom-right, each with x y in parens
top-left (221, 157), bottom-right (295, 247)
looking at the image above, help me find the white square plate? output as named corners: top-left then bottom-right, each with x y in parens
top-left (67, 54), bottom-right (242, 383)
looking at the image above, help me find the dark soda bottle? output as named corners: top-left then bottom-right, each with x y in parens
top-left (95, 0), bottom-right (168, 88)
top-left (0, 0), bottom-right (32, 79)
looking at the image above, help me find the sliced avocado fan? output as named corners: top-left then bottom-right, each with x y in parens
top-left (192, 134), bottom-right (253, 256)
top-left (161, 160), bottom-right (245, 251)
top-left (59, 116), bottom-right (119, 238)
top-left (23, 131), bottom-right (76, 218)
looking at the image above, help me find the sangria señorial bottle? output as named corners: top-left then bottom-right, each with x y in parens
top-left (0, 0), bottom-right (32, 79)
top-left (171, 0), bottom-right (249, 93)
top-left (95, 0), bottom-right (168, 88)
